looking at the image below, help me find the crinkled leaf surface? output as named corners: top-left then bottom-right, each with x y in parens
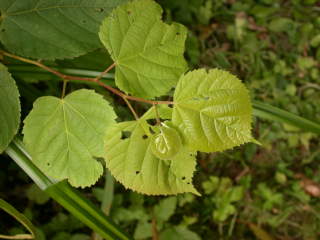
top-left (172, 69), bottom-right (253, 152)
top-left (104, 108), bottom-right (198, 195)
top-left (23, 89), bottom-right (116, 187)
top-left (0, 0), bottom-right (126, 60)
top-left (99, 0), bottom-right (187, 98)
top-left (150, 123), bottom-right (182, 160)
top-left (0, 63), bottom-right (20, 153)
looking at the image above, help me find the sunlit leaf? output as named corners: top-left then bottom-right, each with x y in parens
top-left (23, 89), bottom-right (116, 187)
top-left (99, 0), bottom-right (187, 98)
top-left (172, 69), bottom-right (253, 152)
top-left (104, 108), bottom-right (199, 195)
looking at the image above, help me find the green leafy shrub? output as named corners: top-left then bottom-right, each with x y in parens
top-left (1, 0), bottom-right (255, 195)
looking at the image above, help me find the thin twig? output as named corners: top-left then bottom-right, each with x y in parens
top-left (0, 50), bottom-right (174, 106)
top-left (151, 217), bottom-right (159, 240)
top-left (153, 104), bottom-right (161, 125)
top-left (94, 62), bottom-right (116, 82)
top-left (0, 50), bottom-right (93, 82)
top-left (61, 80), bottom-right (68, 98)
top-left (123, 97), bottom-right (139, 120)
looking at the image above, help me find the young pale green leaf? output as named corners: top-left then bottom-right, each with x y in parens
top-left (23, 89), bottom-right (117, 187)
top-left (104, 119), bottom-right (199, 195)
top-left (0, 63), bottom-right (20, 153)
top-left (99, 0), bottom-right (187, 98)
top-left (0, 0), bottom-right (126, 60)
top-left (150, 123), bottom-right (182, 160)
top-left (172, 69), bottom-right (253, 153)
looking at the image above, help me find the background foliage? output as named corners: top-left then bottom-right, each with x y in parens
top-left (1, 0), bottom-right (320, 239)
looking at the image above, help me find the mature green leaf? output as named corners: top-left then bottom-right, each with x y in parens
top-left (0, 0), bottom-right (126, 60)
top-left (134, 222), bottom-right (152, 239)
top-left (0, 63), bottom-right (20, 153)
top-left (172, 69), bottom-right (253, 152)
top-left (23, 89), bottom-right (116, 187)
top-left (150, 123), bottom-right (182, 160)
top-left (99, 0), bottom-right (187, 98)
top-left (160, 226), bottom-right (201, 240)
top-left (104, 108), bottom-right (198, 195)
top-left (154, 197), bottom-right (177, 222)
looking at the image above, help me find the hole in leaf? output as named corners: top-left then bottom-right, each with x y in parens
top-left (98, 8), bottom-right (104, 12)
top-left (149, 127), bottom-right (155, 134)
top-left (135, 171), bottom-right (140, 174)
top-left (1, 29), bottom-right (5, 32)
top-left (187, 182), bottom-right (190, 185)
top-left (47, 163), bottom-right (50, 166)
top-left (142, 134), bottom-right (148, 139)
top-left (121, 131), bottom-right (131, 139)
top-left (146, 119), bottom-right (157, 126)
top-left (168, 104), bottom-right (173, 108)
top-left (182, 176), bottom-right (186, 180)
top-left (94, 157), bottom-right (105, 164)
top-left (176, 32), bottom-right (180, 35)
top-left (127, 10), bottom-right (132, 14)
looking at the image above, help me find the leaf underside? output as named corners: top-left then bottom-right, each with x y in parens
top-left (99, 0), bottom-right (188, 98)
top-left (172, 68), bottom-right (253, 153)
top-left (104, 107), bottom-right (199, 195)
top-left (23, 89), bottom-right (117, 187)
top-left (0, 63), bottom-right (20, 153)
top-left (0, 0), bottom-right (126, 60)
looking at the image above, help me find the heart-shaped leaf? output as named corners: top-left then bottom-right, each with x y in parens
top-left (99, 0), bottom-right (187, 98)
top-left (172, 68), bottom-right (253, 152)
top-left (23, 89), bottom-right (116, 187)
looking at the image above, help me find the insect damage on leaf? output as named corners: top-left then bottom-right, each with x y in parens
top-left (104, 109), bottom-right (199, 196)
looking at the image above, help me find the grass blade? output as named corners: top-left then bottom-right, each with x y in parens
top-left (253, 101), bottom-right (320, 134)
top-left (0, 198), bottom-right (36, 239)
top-left (5, 138), bottom-right (131, 240)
